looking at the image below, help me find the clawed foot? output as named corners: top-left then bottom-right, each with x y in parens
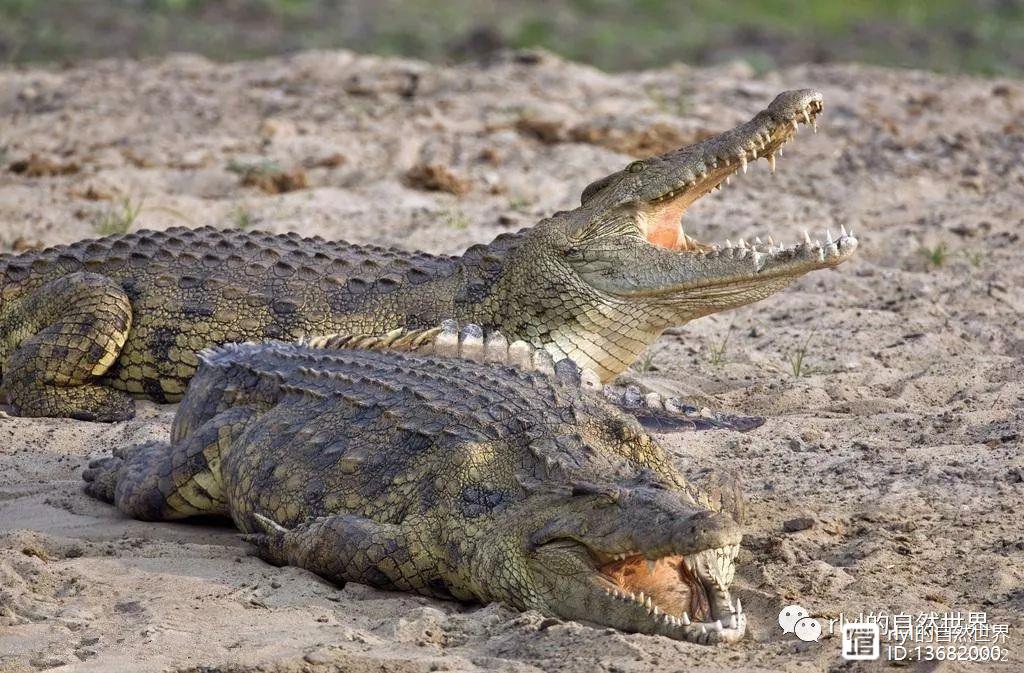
top-left (82, 455), bottom-right (124, 503)
top-left (241, 513), bottom-right (292, 565)
top-left (606, 385), bottom-right (765, 433)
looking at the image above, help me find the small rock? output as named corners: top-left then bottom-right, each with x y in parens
top-left (402, 163), bottom-right (471, 196)
top-left (177, 149), bottom-right (209, 169)
top-left (800, 429), bottom-right (822, 443)
top-left (260, 118), bottom-right (298, 139)
top-left (303, 649), bottom-right (333, 665)
top-left (783, 517), bottom-right (815, 533)
top-left (538, 617), bottom-right (561, 630)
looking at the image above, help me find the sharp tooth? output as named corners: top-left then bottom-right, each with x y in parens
top-left (681, 612), bottom-right (691, 625)
top-left (738, 238), bottom-right (747, 249)
top-left (736, 598), bottom-right (742, 614)
top-left (740, 156), bottom-right (747, 173)
top-left (729, 614), bottom-right (738, 629)
top-left (725, 239), bottom-right (732, 248)
top-left (802, 110), bottom-right (811, 125)
top-left (803, 230), bottom-right (812, 245)
top-left (629, 592), bottom-right (636, 601)
top-left (812, 119), bottom-right (818, 133)
top-left (652, 605), bottom-right (660, 616)
top-left (767, 235), bottom-right (775, 247)
top-left (815, 238), bottom-right (822, 248)
top-left (818, 247), bottom-right (826, 262)
top-left (840, 224), bottom-right (848, 238)
top-left (767, 153), bottom-right (776, 173)
top-left (754, 236), bottom-right (763, 246)
top-left (826, 229), bottom-right (833, 244)
top-left (713, 620), bottom-right (724, 632)
top-left (645, 596), bottom-right (653, 610)
top-left (725, 175), bottom-right (731, 185)
top-left (791, 119), bottom-right (799, 133)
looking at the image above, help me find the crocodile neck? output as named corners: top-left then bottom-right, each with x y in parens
top-left (448, 232), bottom-right (667, 380)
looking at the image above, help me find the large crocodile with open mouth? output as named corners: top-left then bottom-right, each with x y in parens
top-left (0, 89), bottom-right (854, 421)
top-left (82, 330), bottom-right (747, 644)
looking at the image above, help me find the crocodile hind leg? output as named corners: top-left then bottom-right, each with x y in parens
top-left (0, 272), bottom-right (134, 421)
top-left (243, 513), bottom-right (447, 597)
top-left (82, 406), bottom-right (255, 520)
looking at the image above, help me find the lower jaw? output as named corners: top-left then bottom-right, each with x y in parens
top-left (598, 584), bottom-right (747, 644)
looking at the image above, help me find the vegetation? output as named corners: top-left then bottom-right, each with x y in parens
top-left (787, 331), bottom-right (818, 379)
top-left (1, 0), bottom-right (1021, 76)
top-left (94, 196), bottom-right (143, 235)
top-left (706, 321), bottom-right (735, 367)
top-left (630, 350), bottom-right (656, 374)
top-left (920, 241), bottom-right (949, 267)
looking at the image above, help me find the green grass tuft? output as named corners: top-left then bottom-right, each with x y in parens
top-left (94, 196), bottom-right (143, 235)
top-left (706, 321), bottom-right (735, 367)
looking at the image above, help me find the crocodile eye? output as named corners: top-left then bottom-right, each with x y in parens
top-left (626, 160), bottom-right (647, 174)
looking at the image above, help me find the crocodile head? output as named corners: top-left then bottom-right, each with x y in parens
top-left (464, 414), bottom-right (746, 644)
top-left (479, 89), bottom-right (856, 379)
top-left (519, 483), bottom-right (744, 644)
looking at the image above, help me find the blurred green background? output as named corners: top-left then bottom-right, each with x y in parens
top-left (1, 0), bottom-right (1022, 75)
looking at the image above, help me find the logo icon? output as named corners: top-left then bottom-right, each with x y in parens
top-left (778, 605), bottom-right (822, 642)
top-left (778, 604), bottom-right (809, 635)
top-left (842, 622), bottom-right (880, 660)
top-left (794, 616), bottom-right (822, 642)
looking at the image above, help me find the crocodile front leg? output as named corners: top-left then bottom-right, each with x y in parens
top-left (0, 272), bottom-right (134, 421)
top-left (243, 513), bottom-right (448, 597)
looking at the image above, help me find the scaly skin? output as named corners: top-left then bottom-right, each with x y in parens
top-left (83, 339), bottom-right (747, 644)
top-left (0, 89), bottom-right (855, 421)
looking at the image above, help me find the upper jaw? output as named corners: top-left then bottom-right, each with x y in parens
top-left (637, 89), bottom-right (823, 218)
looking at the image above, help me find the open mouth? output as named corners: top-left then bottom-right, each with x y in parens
top-left (594, 545), bottom-right (745, 644)
top-left (635, 92), bottom-right (855, 276)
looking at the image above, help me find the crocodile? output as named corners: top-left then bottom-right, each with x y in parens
top-left (1, 89), bottom-right (855, 421)
top-left (82, 329), bottom-right (747, 644)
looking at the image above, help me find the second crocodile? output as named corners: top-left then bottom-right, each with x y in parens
top-left (83, 337), bottom-right (747, 643)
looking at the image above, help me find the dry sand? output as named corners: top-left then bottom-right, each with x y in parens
top-left (0, 50), bottom-right (1022, 673)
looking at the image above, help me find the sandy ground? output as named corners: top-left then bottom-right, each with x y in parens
top-left (0, 50), bottom-right (1022, 672)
